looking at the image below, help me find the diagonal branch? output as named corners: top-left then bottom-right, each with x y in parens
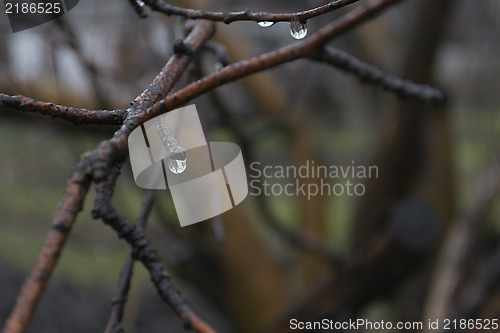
top-left (311, 47), bottom-right (445, 104)
top-left (104, 189), bottom-right (156, 333)
top-left (91, 163), bottom-right (214, 332)
top-left (141, 0), bottom-right (359, 23)
top-left (95, 201), bottom-right (215, 333)
top-left (2, 160), bottom-right (92, 333)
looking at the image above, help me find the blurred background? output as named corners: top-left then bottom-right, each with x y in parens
top-left (1, 0), bottom-right (500, 332)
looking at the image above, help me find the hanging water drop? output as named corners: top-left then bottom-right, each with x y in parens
top-left (258, 21), bottom-right (274, 28)
top-left (290, 20), bottom-right (307, 39)
top-left (168, 156), bottom-right (187, 174)
top-left (155, 116), bottom-right (187, 175)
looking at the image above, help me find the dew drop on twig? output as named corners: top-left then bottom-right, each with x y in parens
top-left (290, 20), bottom-right (307, 39)
top-left (257, 21), bottom-right (274, 28)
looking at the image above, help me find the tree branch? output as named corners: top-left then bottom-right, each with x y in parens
top-left (311, 47), bottom-right (445, 104)
top-left (141, 0), bottom-right (359, 23)
top-left (104, 179), bottom-right (156, 333)
top-left (2, 160), bottom-right (92, 333)
top-left (0, 93), bottom-right (126, 125)
top-left (94, 200), bottom-right (215, 333)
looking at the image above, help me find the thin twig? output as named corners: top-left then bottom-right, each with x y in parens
top-left (95, 201), bottom-right (215, 333)
top-left (141, 0), bottom-right (359, 23)
top-left (311, 47), bottom-right (445, 104)
top-left (0, 93), bottom-right (126, 125)
top-left (104, 190), bottom-right (156, 333)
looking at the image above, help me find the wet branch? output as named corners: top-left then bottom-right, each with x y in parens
top-left (2, 160), bottom-right (92, 333)
top-left (104, 190), bottom-right (156, 332)
top-left (92, 164), bottom-right (213, 333)
top-left (311, 47), bottom-right (445, 104)
top-left (0, 93), bottom-right (126, 125)
top-left (95, 199), bottom-right (215, 332)
top-left (139, 0), bottom-right (359, 23)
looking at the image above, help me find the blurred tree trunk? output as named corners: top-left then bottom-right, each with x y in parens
top-left (353, 0), bottom-right (455, 248)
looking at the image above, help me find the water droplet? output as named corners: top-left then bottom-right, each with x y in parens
top-left (156, 116), bottom-right (187, 175)
top-left (136, 0), bottom-right (145, 7)
top-left (168, 156), bottom-right (187, 174)
top-left (258, 21), bottom-right (274, 28)
top-left (290, 20), bottom-right (307, 39)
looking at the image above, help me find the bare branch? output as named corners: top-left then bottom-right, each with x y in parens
top-left (0, 93), bottom-right (126, 125)
top-left (94, 201), bottom-right (215, 333)
top-left (2, 160), bottom-right (92, 333)
top-left (105, 189), bottom-right (156, 333)
top-left (141, 0), bottom-right (359, 23)
top-left (128, 20), bottom-right (216, 115)
top-left (311, 47), bottom-right (445, 104)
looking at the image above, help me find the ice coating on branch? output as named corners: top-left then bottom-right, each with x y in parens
top-left (155, 116), bottom-right (187, 174)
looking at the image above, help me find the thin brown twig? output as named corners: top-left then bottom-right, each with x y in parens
top-left (94, 201), bottom-right (216, 333)
top-left (311, 47), bottom-right (445, 104)
top-left (104, 189), bottom-right (156, 333)
top-left (0, 93), bottom-right (126, 125)
top-left (142, 0), bottom-right (359, 23)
